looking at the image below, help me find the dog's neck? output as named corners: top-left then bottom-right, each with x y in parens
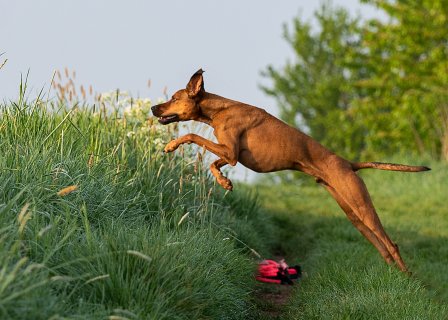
top-left (197, 92), bottom-right (236, 125)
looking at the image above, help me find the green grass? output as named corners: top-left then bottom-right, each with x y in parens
top-left (255, 162), bottom-right (448, 319)
top-left (2, 89), bottom-right (447, 319)
top-left (0, 95), bottom-right (274, 319)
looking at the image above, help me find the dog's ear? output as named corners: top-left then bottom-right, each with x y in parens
top-left (186, 68), bottom-right (205, 97)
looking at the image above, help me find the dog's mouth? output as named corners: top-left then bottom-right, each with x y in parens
top-left (158, 114), bottom-right (179, 125)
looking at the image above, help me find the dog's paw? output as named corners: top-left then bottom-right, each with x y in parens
top-left (164, 140), bottom-right (179, 153)
top-left (217, 177), bottom-right (233, 191)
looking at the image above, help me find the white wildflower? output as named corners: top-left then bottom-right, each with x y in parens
top-left (153, 138), bottom-right (164, 148)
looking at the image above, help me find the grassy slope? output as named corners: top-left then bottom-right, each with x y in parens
top-left (3, 95), bottom-right (447, 319)
top-left (0, 99), bottom-right (274, 319)
top-left (254, 162), bottom-right (448, 319)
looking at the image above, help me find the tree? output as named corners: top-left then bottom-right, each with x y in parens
top-left (262, 2), bottom-right (370, 160)
top-left (355, 0), bottom-right (448, 160)
top-left (264, 0), bottom-right (448, 160)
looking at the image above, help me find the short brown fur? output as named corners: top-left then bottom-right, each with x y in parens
top-left (152, 69), bottom-right (430, 273)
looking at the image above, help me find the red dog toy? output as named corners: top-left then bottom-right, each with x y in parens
top-left (256, 259), bottom-right (301, 285)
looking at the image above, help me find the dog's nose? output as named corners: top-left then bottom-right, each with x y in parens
top-left (151, 105), bottom-right (158, 113)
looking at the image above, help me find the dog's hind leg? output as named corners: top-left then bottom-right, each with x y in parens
top-left (326, 167), bottom-right (409, 273)
top-left (210, 158), bottom-right (233, 191)
top-left (318, 180), bottom-right (394, 265)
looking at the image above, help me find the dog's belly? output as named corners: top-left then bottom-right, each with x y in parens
top-left (238, 149), bottom-right (296, 173)
top-left (221, 110), bottom-right (334, 174)
top-left (237, 150), bottom-right (266, 172)
top-left (236, 118), bottom-right (304, 173)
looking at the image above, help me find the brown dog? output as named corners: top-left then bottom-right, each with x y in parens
top-left (151, 69), bottom-right (430, 273)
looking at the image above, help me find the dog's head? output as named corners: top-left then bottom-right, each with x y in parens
top-left (151, 69), bottom-right (205, 124)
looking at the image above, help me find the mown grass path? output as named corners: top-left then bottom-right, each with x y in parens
top-left (251, 164), bottom-right (448, 319)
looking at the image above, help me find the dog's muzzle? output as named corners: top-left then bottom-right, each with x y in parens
top-left (151, 104), bottom-right (179, 125)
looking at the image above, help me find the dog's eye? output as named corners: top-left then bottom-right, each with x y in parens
top-left (171, 98), bottom-right (177, 102)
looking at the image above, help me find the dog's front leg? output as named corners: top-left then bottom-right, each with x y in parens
top-left (164, 134), bottom-right (238, 165)
top-left (164, 133), bottom-right (239, 190)
top-left (210, 158), bottom-right (233, 191)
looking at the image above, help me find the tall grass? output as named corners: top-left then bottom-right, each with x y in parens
top-left (0, 91), bottom-right (273, 319)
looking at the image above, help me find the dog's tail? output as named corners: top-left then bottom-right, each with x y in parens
top-left (352, 162), bottom-right (431, 172)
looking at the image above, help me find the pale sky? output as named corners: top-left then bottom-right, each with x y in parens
top-left (0, 0), bottom-right (383, 181)
top-left (1, 0), bottom-right (382, 110)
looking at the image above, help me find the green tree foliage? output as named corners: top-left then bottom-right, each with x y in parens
top-left (263, 2), bottom-right (368, 159)
top-left (264, 0), bottom-right (448, 160)
top-left (356, 0), bottom-right (448, 160)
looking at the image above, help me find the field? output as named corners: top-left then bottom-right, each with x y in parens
top-left (1, 92), bottom-right (447, 319)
